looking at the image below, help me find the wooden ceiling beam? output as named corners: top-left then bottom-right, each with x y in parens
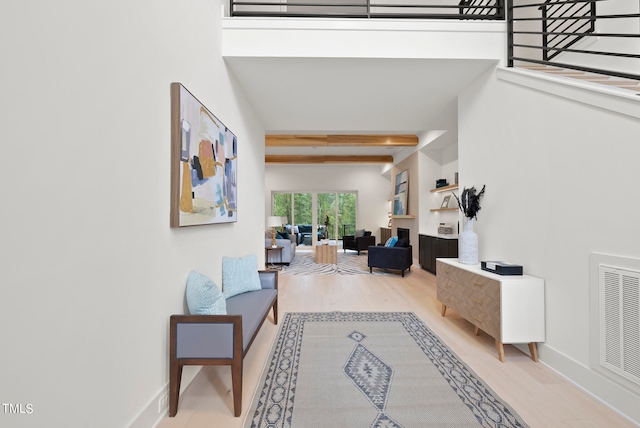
top-left (266, 135), bottom-right (327, 147)
top-left (266, 134), bottom-right (418, 147)
top-left (265, 155), bottom-right (393, 164)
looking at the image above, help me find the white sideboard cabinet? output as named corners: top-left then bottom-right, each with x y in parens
top-left (436, 258), bottom-right (545, 362)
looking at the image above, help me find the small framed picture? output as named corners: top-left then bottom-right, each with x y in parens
top-left (441, 195), bottom-right (451, 208)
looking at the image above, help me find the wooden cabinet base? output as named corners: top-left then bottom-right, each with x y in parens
top-left (494, 341), bottom-right (538, 363)
top-left (442, 300), bottom-right (540, 362)
top-left (496, 340), bottom-right (505, 362)
top-left (528, 342), bottom-right (539, 362)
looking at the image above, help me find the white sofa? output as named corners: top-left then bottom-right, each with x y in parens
top-left (265, 229), bottom-right (296, 265)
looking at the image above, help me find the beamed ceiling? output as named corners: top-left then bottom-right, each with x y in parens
top-left (265, 134), bottom-right (417, 164)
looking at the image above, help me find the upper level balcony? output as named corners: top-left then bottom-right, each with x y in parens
top-left (223, 0), bottom-right (507, 62)
top-left (224, 0), bottom-right (639, 81)
top-left (229, 0), bottom-right (504, 19)
top-left (222, 17), bottom-right (507, 61)
top-left (221, 0), bottom-right (637, 135)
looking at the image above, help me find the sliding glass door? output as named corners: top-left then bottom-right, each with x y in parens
top-left (317, 193), bottom-right (337, 242)
top-left (272, 191), bottom-right (357, 246)
top-left (338, 193), bottom-right (356, 239)
top-left (272, 192), bottom-right (292, 225)
top-left (294, 193), bottom-right (313, 245)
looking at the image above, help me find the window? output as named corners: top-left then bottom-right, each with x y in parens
top-left (272, 191), bottom-right (357, 245)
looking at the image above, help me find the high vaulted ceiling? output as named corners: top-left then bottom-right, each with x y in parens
top-left (224, 57), bottom-right (498, 161)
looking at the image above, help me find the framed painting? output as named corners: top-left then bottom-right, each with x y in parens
top-left (170, 83), bottom-right (237, 227)
top-left (393, 170), bottom-right (408, 215)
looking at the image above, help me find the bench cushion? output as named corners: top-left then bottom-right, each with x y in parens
top-left (226, 289), bottom-right (277, 350)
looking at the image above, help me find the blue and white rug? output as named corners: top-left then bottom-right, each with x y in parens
top-left (244, 312), bottom-right (528, 428)
top-left (282, 251), bottom-right (396, 276)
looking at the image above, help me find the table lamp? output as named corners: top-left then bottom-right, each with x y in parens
top-left (266, 216), bottom-right (281, 247)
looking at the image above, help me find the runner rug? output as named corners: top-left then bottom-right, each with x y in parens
top-left (244, 312), bottom-right (528, 428)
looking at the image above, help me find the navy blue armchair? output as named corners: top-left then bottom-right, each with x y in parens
top-left (367, 239), bottom-right (413, 277)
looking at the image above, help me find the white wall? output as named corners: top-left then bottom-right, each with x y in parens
top-left (420, 142), bottom-right (459, 236)
top-left (459, 68), bottom-right (640, 423)
top-left (265, 164), bottom-right (390, 241)
top-left (0, 1), bottom-right (265, 427)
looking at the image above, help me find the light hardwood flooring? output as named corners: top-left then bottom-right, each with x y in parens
top-left (157, 266), bottom-right (636, 428)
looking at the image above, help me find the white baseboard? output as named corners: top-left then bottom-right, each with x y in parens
top-left (533, 343), bottom-right (640, 426)
top-left (126, 367), bottom-right (202, 428)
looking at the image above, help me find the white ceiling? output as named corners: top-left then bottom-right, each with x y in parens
top-left (224, 57), bottom-right (497, 158)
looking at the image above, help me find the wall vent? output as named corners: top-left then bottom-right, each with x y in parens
top-left (599, 265), bottom-right (640, 385)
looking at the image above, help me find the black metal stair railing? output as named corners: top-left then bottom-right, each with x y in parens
top-left (541, 0), bottom-right (595, 61)
top-left (231, 0), bottom-right (505, 19)
top-left (508, 0), bottom-right (640, 81)
top-left (459, 0), bottom-right (502, 17)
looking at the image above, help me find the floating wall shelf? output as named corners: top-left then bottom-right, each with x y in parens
top-left (391, 215), bottom-right (416, 219)
top-left (430, 207), bottom-right (459, 213)
top-left (430, 184), bottom-right (459, 193)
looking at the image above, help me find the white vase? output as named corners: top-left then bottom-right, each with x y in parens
top-left (459, 217), bottom-right (478, 265)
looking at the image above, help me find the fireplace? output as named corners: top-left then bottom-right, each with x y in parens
top-left (397, 228), bottom-right (410, 244)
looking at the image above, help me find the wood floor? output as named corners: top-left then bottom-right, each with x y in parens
top-left (157, 266), bottom-right (636, 428)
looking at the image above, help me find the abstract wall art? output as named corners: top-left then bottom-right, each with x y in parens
top-left (393, 170), bottom-right (408, 215)
top-left (170, 83), bottom-right (237, 227)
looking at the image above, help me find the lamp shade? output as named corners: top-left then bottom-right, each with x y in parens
top-left (266, 216), bottom-right (281, 228)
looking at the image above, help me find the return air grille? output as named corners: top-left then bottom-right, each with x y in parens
top-left (600, 265), bottom-right (640, 384)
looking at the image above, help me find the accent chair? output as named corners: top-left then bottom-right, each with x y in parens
top-left (367, 239), bottom-right (413, 276)
top-left (343, 230), bottom-right (375, 255)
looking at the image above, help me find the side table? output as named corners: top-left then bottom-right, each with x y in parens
top-left (265, 246), bottom-right (283, 270)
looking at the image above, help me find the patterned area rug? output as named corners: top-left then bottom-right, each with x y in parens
top-left (244, 312), bottom-right (528, 428)
top-left (281, 250), bottom-right (395, 276)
